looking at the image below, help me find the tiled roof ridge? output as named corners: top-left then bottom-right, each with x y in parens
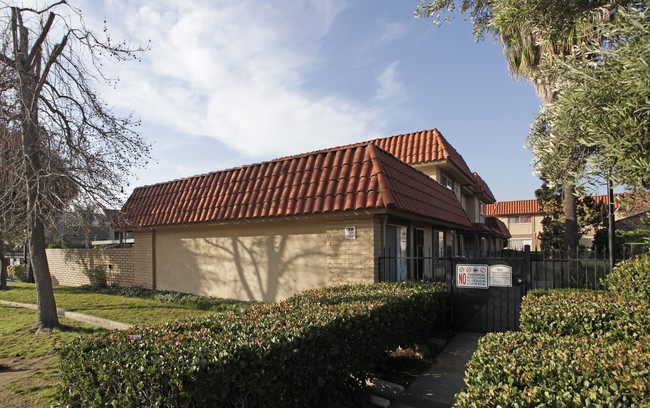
top-left (485, 193), bottom-right (633, 216)
top-left (365, 143), bottom-right (396, 207)
top-left (122, 142), bottom-right (472, 229)
top-left (130, 141), bottom-right (381, 193)
top-left (276, 127), bottom-right (461, 163)
top-left (272, 128), bottom-right (478, 186)
top-left (471, 172), bottom-right (497, 203)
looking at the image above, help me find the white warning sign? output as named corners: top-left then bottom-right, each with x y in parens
top-left (456, 264), bottom-right (488, 289)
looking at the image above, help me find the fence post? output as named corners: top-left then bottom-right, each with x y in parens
top-left (524, 245), bottom-right (531, 292)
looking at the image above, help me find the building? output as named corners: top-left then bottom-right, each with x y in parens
top-left (117, 129), bottom-right (509, 301)
top-left (486, 193), bottom-right (647, 250)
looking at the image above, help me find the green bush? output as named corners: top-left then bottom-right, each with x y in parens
top-left (520, 289), bottom-right (649, 340)
top-left (7, 264), bottom-right (29, 282)
top-left (59, 281), bottom-right (447, 407)
top-left (84, 266), bottom-right (107, 288)
top-left (83, 285), bottom-right (248, 312)
top-left (47, 238), bottom-right (68, 249)
top-left (456, 332), bottom-right (649, 407)
top-left (458, 256), bottom-right (650, 407)
top-left (606, 253), bottom-right (650, 302)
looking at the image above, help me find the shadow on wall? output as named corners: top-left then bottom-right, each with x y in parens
top-left (172, 234), bottom-right (327, 302)
top-left (48, 248), bottom-right (134, 287)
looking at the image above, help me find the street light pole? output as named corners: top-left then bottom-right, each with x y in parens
top-left (607, 176), bottom-right (616, 271)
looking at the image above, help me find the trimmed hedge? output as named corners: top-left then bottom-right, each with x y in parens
top-left (456, 332), bottom-right (649, 407)
top-left (59, 281), bottom-right (446, 407)
top-left (606, 253), bottom-right (650, 302)
top-left (456, 254), bottom-right (650, 407)
top-left (520, 289), bottom-right (649, 340)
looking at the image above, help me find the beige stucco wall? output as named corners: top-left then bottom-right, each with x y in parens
top-left (133, 214), bottom-right (382, 302)
top-left (153, 220), bottom-right (328, 302)
top-left (499, 214), bottom-right (544, 249)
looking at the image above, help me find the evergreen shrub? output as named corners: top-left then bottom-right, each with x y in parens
top-left (456, 332), bottom-right (649, 407)
top-left (606, 253), bottom-right (650, 302)
top-left (84, 266), bottom-right (107, 288)
top-left (520, 289), bottom-right (649, 340)
top-left (456, 255), bottom-right (650, 407)
top-left (7, 264), bottom-right (29, 282)
top-left (59, 281), bottom-right (447, 407)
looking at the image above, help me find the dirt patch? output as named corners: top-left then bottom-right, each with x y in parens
top-left (0, 357), bottom-right (47, 390)
top-left (370, 346), bottom-right (436, 388)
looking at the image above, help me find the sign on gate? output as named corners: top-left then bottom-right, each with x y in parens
top-left (456, 264), bottom-right (488, 289)
top-left (489, 264), bottom-right (513, 287)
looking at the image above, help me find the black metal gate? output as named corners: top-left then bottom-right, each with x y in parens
top-left (450, 255), bottom-right (527, 333)
top-left (378, 247), bottom-right (621, 333)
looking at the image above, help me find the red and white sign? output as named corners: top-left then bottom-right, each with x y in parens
top-left (456, 264), bottom-right (488, 289)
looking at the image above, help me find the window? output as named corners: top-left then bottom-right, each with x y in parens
top-left (414, 228), bottom-right (424, 280)
top-left (441, 173), bottom-right (454, 191)
top-left (385, 225), bottom-right (408, 281)
top-left (509, 239), bottom-right (532, 250)
top-left (508, 215), bottom-right (532, 224)
top-left (479, 202), bottom-right (486, 216)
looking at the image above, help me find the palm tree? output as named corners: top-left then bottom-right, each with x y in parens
top-left (488, 0), bottom-right (593, 255)
top-left (417, 0), bottom-right (627, 254)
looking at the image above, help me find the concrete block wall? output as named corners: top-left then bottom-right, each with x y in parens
top-left (326, 215), bottom-right (380, 285)
top-left (46, 248), bottom-right (135, 287)
top-left (133, 230), bottom-right (155, 289)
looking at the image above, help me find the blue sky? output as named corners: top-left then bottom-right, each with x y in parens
top-left (78, 0), bottom-right (544, 202)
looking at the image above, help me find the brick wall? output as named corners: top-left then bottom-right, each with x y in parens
top-left (46, 248), bottom-right (135, 287)
top-left (326, 215), bottom-right (381, 285)
top-left (133, 230), bottom-right (155, 289)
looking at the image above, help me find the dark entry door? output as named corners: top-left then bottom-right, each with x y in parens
top-left (451, 257), bottom-right (527, 333)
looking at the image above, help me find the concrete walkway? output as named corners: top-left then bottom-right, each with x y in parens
top-left (390, 332), bottom-right (482, 408)
top-left (0, 299), bottom-right (134, 330)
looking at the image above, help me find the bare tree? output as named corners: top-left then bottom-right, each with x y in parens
top-left (0, 1), bottom-right (150, 332)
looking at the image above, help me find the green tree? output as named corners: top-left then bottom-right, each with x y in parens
top-left (543, 5), bottom-right (650, 192)
top-left (416, 0), bottom-right (636, 255)
top-left (536, 183), bottom-right (607, 252)
top-left (0, 2), bottom-right (149, 331)
top-left (536, 183), bottom-right (565, 252)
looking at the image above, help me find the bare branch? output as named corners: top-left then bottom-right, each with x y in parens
top-left (26, 11), bottom-right (55, 68)
top-left (16, 0), bottom-right (67, 16)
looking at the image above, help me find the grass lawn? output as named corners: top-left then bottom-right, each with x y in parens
top-left (0, 282), bottom-right (250, 408)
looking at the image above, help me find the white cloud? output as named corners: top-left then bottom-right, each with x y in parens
top-left (81, 0), bottom-right (388, 160)
top-left (376, 20), bottom-right (410, 45)
top-left (375, 61), bottom-right (405, 102)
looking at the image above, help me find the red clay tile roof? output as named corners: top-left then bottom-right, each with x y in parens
top-left (122, 143), bottom-right (471, 229)
top-left (281, 128), bottom-right (476, 185)
top-left (486, 217), bottom-right (511, 239)
top-left (471, 172), bottom-right (496, 203)
top-left (366, 129), bottom-right (475, 184)
top-left (486, 199), bottom-right (540, 217)
top-left (485, 194), bottom-right (630, 217)
top-left (469, 217), bottom-right (511, 239)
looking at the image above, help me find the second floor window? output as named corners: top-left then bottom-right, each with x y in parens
top-left (441, 174), bottom-right (454, 191)
top-left (509, 215), bottom-right (532, 224)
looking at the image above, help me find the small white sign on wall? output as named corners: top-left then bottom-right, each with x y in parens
top-left (344, 226), bottom-right (356, 240)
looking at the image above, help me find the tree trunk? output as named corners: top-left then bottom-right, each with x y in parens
top-left (29, 218), bottom-right (59, 331)
top-left (563, 183), bottom-right (579, 255)
top-left (0, 237), bottom-right (8, 290)
top-left (16, 13), bottom-right (59, 331)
